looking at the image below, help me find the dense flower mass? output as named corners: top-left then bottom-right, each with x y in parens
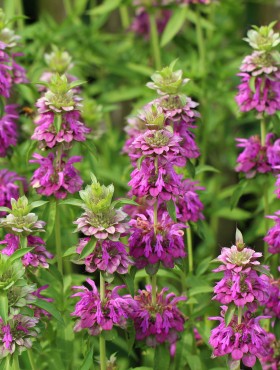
top-left (0, 170), bottom-right (26, 215)
top-left (264, 211), bottom-right (280, 254)
top-left (213, 269), bottom-right (269, 308)
top-left (0, 104), bottom-right (18, 157)
top-left (261, 273), bottom-right (280, 319)
top-left (30, 152), bottom-right (83, 199)
top-left (0, 314), bottom-right (39, 358)
top-left (209, 308), bottom-right (272, 368)
top-left (0, 234), bottom-right (53, 268)
top-left (260, 334), bottom-right (280, 370)
top-left (130, 285), bottom-right (186, 347)
top-left (76, 238), bottom-right (131, 274)
top-left (71, 279), bottom-right (132, 335)
top-left (129, 210), bottom-right (186, 268)
top-left (176, 179), bottom-right (204, 222)
top-left (235, 134), bottom-right (272, 177)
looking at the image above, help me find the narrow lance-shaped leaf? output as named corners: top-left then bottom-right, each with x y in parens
top-left (32, 299), bottom-right (64, 325)
top-left (8, 248), bottom-right (33, 263)
top-left (79, 238), bottom-right (97, 260)
top-left (225, 304), bottom-right (236, 326)
top-left (0, 293), bottom-right (8, 324)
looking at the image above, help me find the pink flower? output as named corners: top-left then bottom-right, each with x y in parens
top-left (30, 152), bottom-right (83, 199)
top-left (235, 134), bottom-right (272, 178)
top-left (240, 51), bottom-right (280, 76)
top-left (76, 238), bottom-right (132, 274)
top-left (0, 105), bottom-right (18, 157)
top-left (176, 179), bottom-right (204, 222)
top-left (264, 211), bottom-right (280, 254)
top-left (129, 210), bottom-right (186, 269)
top-left (71, 279), bottom-right (133, 335)
top-left (0, 169), bottom-right (27, 216)
top-left (209, 308), bottom-right (271, 368)
top-left (0, 234), bottom-right (53, 268)
top-left (130, 285), bottom-right (186, 347)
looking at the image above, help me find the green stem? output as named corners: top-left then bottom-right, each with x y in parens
top-left (151, 274), bottom-right (157, 306)
top-left (99, 272), bottom-right (106, 370)
top-left (195, 8), bottom-right (205, 74)
top-left (55, 200), bottom-right (63, 275)
top-left (237, 307), bottom-right (242, 325)
top-left (63, 0), bottom-right (72, 17)
top-left (12, 356), bottom-right (20, 370)
top-left (260, 117), bottom-right (269, 259)
top-left (27, 351), bottom-right (36, 370)
top-left (119, 6), bottom-right (130, 29)
top-left (187, 224), bottom-right (193, 274)
top-left (149, 13), bottom-right (161, 70)
top-left (16, 0), bottom-right (24, 31)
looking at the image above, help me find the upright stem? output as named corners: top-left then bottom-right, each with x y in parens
top-left (119, 6), bottom-right (130, 29)
top-left (63, 0), bottom-right (72, 17)
top-left (187, 224), bottom-right (193, 274)
top-left (12, 356), bottom-right (20, 370)
top-left (260, 117), bottom-right (269, 259)
top-left (149, 13), bottom-right (161, 70)
top-left (195, 9), bottom-right (205, 74)
top-left (55, 200), bottom-right (63, 274)
top-left (16, 0), bottom-right (24, 31)
top-left (151, 274), bottom-right (157, 306)
top-left (99, 272), bottom-right (106, 370)
top-left (27, 351), bottom-right (36, 370)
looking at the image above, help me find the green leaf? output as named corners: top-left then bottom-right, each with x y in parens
top-left (0, 207), bottom-right (11, 213)
top-left (249, 76), bottom-right (256, 93)
top-left (26, 140), bottom-right (38, 165)
top-left (184, 9), bottom-right (215, 31)
top-left (30, 200), bottom-right (49, 210)
top-left (54, 115), bottom-right (62, 133)
top-left (0, 96), bottom-right (5, 118)
top-left (89, 0), bottom-right (122, 15)
top-left (225, 304), bottom-right (236, 326)
top-left (126, 318), bottom-right (136, 354)
top-left (79, 345), bottom-right (94, 370)
top-left (0, 293), bottom-right (8, 323)
top-left (253, 265), bottom-right (272, 278)
top-left (161, 6), bottom-right (187, 47)
top-left (81, 141), bottom-right (96, 158)
top-left (0, 357), bottom-right (9, 370)
top-left (32, 299), bottom-right (64, 324)
top-left (153, 344), bottom-right (170, 370)
top-left (59, 198), bottom-right (84, 207)
top-left (69, 80), bottom-right (86, 89)
top-left (166, 199), bottom-right (177, 222)
top-left (213, 207), bottom-right (251, 221)
top-left (8, 248), bottom-right (33, 263)
top-left (186, 160), bottom-right (196, 178)
top-left (63, 246), bottom-right (77, 258)
top-left (196, 256), bottom-right (212, 276)
top-left (189, 286), bottom-right (213, 296)
top-left (79, 239), bottom-right (97, 260)
top-left (185, 352), bottom-right (202, 370)
top-left (137, 155), bottom-right (146, 170)
top-left (230, 179), bottom-right (247, 210)
top-left (44, 199), bottom-right (57, 241)
top-left (111, 198), bottom-right (139, 208)
top-left (195, 165), bottom-right (220, 174)
top-left (101, 327), bottom-right (117, 341)
top-left (272, 112), bottom-right (280, 136)
top-left (119, 266), bottom-right (137, 296)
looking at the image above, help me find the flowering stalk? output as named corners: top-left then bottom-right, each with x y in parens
top-left (55, 200), bottom-right (63, 274)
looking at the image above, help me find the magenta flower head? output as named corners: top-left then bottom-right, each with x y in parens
top-left (130, 285), bottom-right (186, 347)
top-left (0, 104), bottom-right (18, 157)
top-left (76, 238), bottom-right (132, 274)
top-left (129, 210), bottom-right (186, 269)
top-left (0, 169), bottom-right (27, 216)
top-left (209, 307), bottom-right (271, 368)
top-left (0, 234), bottom-right (53, 268)
top-left (30, 152), bottom-right (83, 199)
top-left (0, 314), bottom-right (39, 359)
top-left (32, 74), bottom-right (90, 149)
top-left (214, 234), bottom-right (262, 274)
top-left (176, 179), bottom-right (204, 222)
top-left (264, 211), bottom-right (280, 254)
top-left (261, 271), bottom-right (280, 319)
top-left (74, 174), bottom-right (128, 240)
top-left (260, 333), bottom-right (280, 370)
top-left (235, 134), bottom-right (272, 178)
top-left (0, 47), bottom-right (12, 97)
top-left (71, 278), bottom-right (132, 335)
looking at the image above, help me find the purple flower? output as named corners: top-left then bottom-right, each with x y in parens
top-left (235, 135), bottom-right (272, 178)
top-left (240, 51), bottom-right (280, 76)
top-left (74, 208), bottom-right (128, 241)
top-left (261, 274), bottom-right (280, 319)
top-left (0, 104), bottom-right (18, 157)
top-left (236, 73), bottom-right (280, 115)
top-left (176, 179), bottom-right (204, 222)
top-left (131, 8), bottom-right (171, 39)
top-left (260, 333), bottom-right (280, 370)
top-left (32, 97), bottom-right (90, 149)
top-left (129, 210), bottom-right (186, 269)
top-left (76, 238), bottom-right (132, 274)
top-left (30, 152), bottom-right (83, 199)
top-left (130, 285), bottom-right (186, 347)
top-left (264, 211), bottom-right (280, 254)
top-left (0, 314), bottom-right (39, 358)
top-left (129, 158), bottom-right (183, 200)
top-left (71, 278), bottom-right (133, 335)
top-left (0, 234), bottom-right (53, 268)
top-left (0, 48), bottom-right (12, 98)
top-left (209, 308), bottom-right (271, 368)
top-left (213, 269), bottom-right (269, 308)
top-left (267, 136), bottom-right (280, 167)
top-left (0, 169), bottom-right (27, 216)
top-left (213, 245), bottom-right (262, 273)
top-left (129, 129), bottom-right (186, 166)
top-left (11, 54), bottom-right (28, 84)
